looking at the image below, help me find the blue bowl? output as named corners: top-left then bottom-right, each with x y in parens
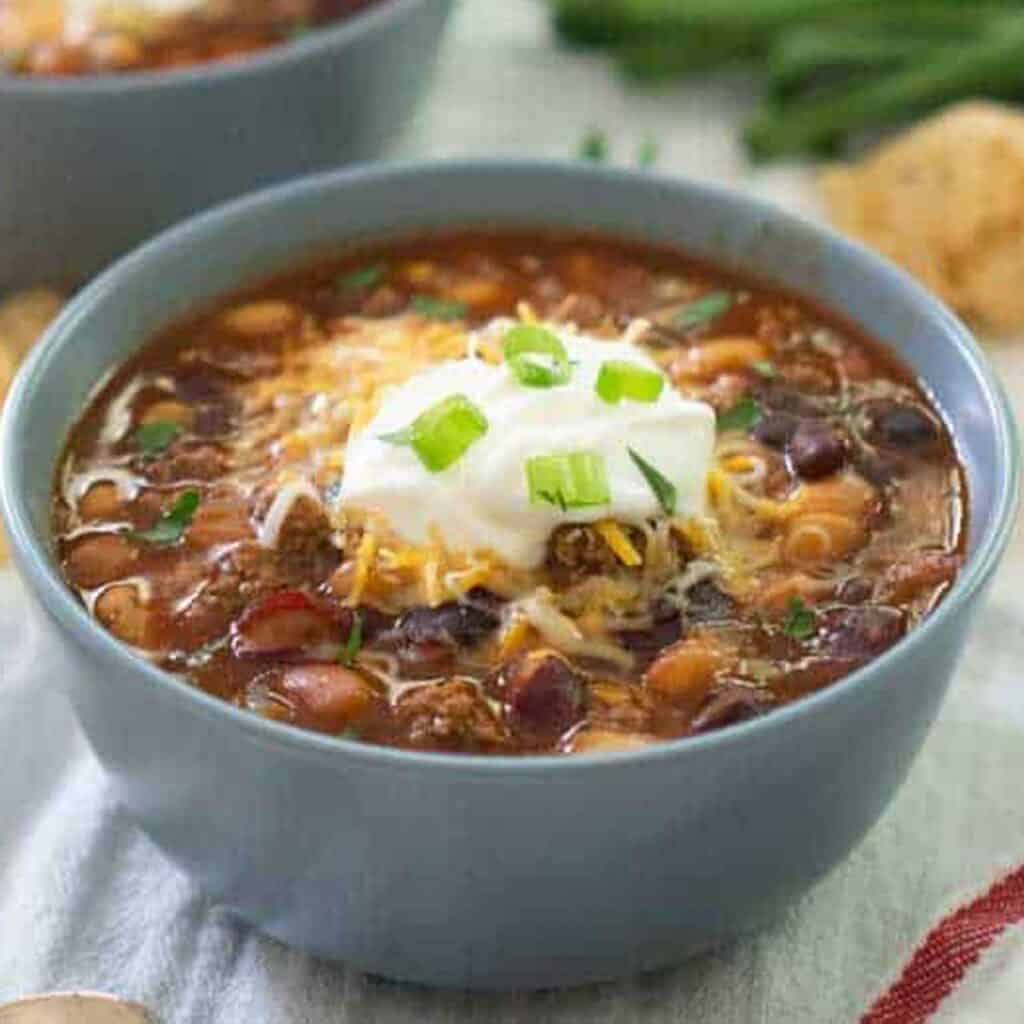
top-left (1, 162), bottom-right (1018, 990)
top-left (0, 0), bottom-right (453, 290)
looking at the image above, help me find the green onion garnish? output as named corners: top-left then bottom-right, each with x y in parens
top-left (676, 291), bottom-right (733, 330)
top-left (503, 325), bottom-right (572, 389)
top-left (339, 611), bottom-right (363, 667)
top-left (338, 265), bottom-right (385, 292)
top-left (131, 490), bottom-right (200, 546)
top-left (133, 420), bottom-right (181, 457)
top-left (410, 295), bottom-right (468, 321)
top-left (578, 128), bottom-right (608, 162)
top-left (752, 360), bottom-right (778, 379)
top-left (717, 396), bottom-right (762, 433)
top-left (380, 394), bottom-right (488, 472)
top-left (628, 447), bottom-right (677, 515)
top-left (783, 597), bottom-right (816, 641)
top-left (596, 361), bottom-right (665, 405)
top-left (637, 138), bottom-right (659, 168)
top-left (527, 452), bottom-right (610, 510)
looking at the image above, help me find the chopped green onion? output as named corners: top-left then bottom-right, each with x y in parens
top-left (596, 360), bottom-right (665, 404)
top-left (637, 138), bottom-right (659, 167)
top-left (676, 291), bottom-right (733, 330)
top-left (628, 447), bottom-right (677, 516)
top-left (578, 128), bottom-right (608, 162)
top-left (379, 394), bottom-right (488, 472)
top-left (527, 452), bottom-right (610, 510)
top-left (717, 396), bottom-right (762, 433)
top-left (338, 265), bottom-right (385, 291)
top-left (131, 490), bottom-right (200, 546)
top-left (339, 611), bottom-right (363, 667)
top-left (783, 597), bottom-right (816, 641)
top-left (503, 325), bottom-right (572, 388)
top-left (133, 420), bottom-right (181, 457)
top-left (410, 295), bottom-right (467, 321)
top-left (752, 360), bottom-right (778, 379)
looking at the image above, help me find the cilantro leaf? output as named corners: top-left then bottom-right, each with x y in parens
top-left (628, 447), bottom-right (677, 516)
top-left (676, 291), bottom-right (733, 330)
top-left (410, 295), bottom-right (468, 321)
top-left (338, 265), bottom-right (386, 291)
top-left (131, 490), bottom-right (200, 546)
top-left (133, 420), bottom-right (182, 457)
top-left (717, 396), bottom-right (762, 433)
top-left (578, 128), bottom-right (608, 162)
top-left (339, 611), bottom-right (363, 667)
top-left (783, 597), bottom-right (816, 641)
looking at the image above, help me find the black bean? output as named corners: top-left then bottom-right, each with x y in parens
top-left (752, 411), bottom-right (799, 450)
top-left (863, 400), bottom-right (938, 450)
top-left (756, 382), bottom-right (824, 418)
top-left (787, 421), bottom-right (847, 480)
top-left (618, 616), bottom-right (682, 659)
top-left (684, 579), bottom-right (737, 625)
top-left (386, 589), bottom-right (503, 676)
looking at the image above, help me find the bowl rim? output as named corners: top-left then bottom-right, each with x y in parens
top-left (0, 0), bottom-right (429, 94)
top-left (2, 158), bottom-right (1019, 776)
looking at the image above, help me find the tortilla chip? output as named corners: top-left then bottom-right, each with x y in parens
top-left (821, 101), bottom-right (1024, 335)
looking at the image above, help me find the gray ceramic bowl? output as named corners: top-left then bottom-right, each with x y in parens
top-left (0, 0), bottom-right (452, 291)
top-left (1, 162), bottom-right (1018, 991)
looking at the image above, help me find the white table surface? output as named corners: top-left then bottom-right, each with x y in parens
top-left (2, 1), bottom-right (1024, 1020)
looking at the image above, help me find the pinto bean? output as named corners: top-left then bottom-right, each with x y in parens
top-left (494, 649), bottom-right (585, 736)
top-left (279, 665), bottom-right (384, 735)
top-left (65, 534), bottom-right (138, 588)
top-left (645, 636), bottom-right (725, 710)
top-left (140, 400), bottom-right (195, 429)
top-left (691, 683), bottom-right (773, 734)
top-left (221, 301), bottom-right (300, 337)
top-left (564, 728), bottom-right (657, 754)
top-left (95, 585), bottom-right (153, 647)
top-left (79, 482), bottom-right (123, 521)
top-left (146, 445), bottom-right (225, 483)
top-left (187, 499), bottom-right (253, 548)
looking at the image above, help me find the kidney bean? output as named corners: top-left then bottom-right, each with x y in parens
top-left (819, 606), bottom-right (906, 661)
top-left (787, 421), bottom-right (847, 480)
top-left (232, 591), bottom-right (339, 658)
top-left (495, 650), bottom-right (585, 736)
top-left (756, 382), bottom-right (824, 418)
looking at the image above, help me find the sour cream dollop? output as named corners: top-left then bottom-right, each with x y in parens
top-left (338, 324), bottom-right (716, 569)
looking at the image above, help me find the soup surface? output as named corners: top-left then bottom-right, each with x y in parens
top-left (0, 0), bottom-right (379, 76)
top-left (54, 231), bottom-right (966, 755)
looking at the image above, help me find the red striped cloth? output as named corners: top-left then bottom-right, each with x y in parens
top-left (862, 865), bottom-right (1024, 1022)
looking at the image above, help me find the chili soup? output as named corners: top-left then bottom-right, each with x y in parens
top-left (53, 231), bottom-right (966, 755)
top-left (0, 0), bottom-right (382, 75)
